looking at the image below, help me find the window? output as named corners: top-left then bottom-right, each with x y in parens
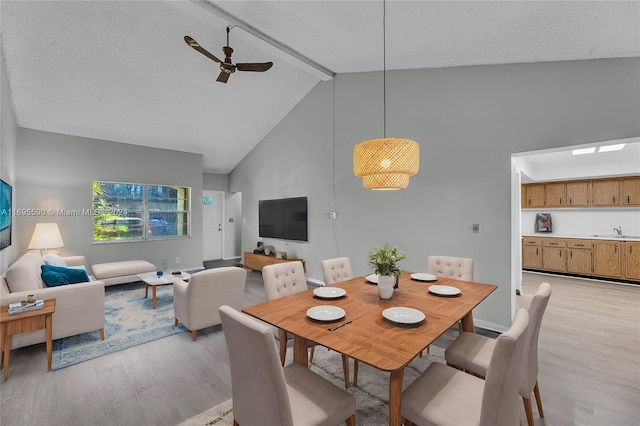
top-left (93, 181), bottom-right (190, 242)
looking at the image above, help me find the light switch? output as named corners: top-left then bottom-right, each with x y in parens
top-left (472, 224), bottom-right (480, 233)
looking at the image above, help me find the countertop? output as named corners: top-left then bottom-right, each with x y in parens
top-left (522, 234), bottom-right (640, 241)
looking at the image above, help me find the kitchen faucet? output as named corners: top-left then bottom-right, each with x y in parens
top-left (613, 226), bottom-right (623, 237)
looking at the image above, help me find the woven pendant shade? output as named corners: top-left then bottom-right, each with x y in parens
top-left (353, 137), bottom-right (420, 190)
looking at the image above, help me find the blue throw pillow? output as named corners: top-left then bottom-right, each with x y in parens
top-left (41, 264), bottom-right (90, 286)
top-left (41, 269), bottom-right (70, 286)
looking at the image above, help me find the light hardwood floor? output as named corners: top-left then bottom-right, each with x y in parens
top-left (1, 271), bottom-right (638, 426)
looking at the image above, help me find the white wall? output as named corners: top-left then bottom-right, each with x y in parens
top-left (522, 209), bottom-right (640, 237)
top-left (231, 58), bottom-right (640, 330)
top-left (15, 129), bottom-right (204, 270)
top-left (0, 49), bottom-right (19, 271)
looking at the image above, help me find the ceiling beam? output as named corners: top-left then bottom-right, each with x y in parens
top-left (191, 0), bottom-right (335, 81)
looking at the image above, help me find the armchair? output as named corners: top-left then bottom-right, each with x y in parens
top-left (173, 267), bottom-right (247, 341)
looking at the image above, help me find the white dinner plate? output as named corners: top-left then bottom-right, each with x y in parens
top-left (428, 285), bottom-right (462, 296)
top-left (306, 305), bottom-right (346, 322)
top-left (410, 273), bottom-right (438, 282)
top-left (382, 307), bottom-right (426, 324)
top-left (365, 274), bottom-right (378, 284)
top-left (313, 287), bottom-right (347, 299)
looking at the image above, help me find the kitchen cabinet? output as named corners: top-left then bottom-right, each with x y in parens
top-left (525, 184), bottom-right (545, 208)
top-left (593, 241), bottom-right (621, 278)
top-left (545, 183), bottom-right (566, 207)
top-left (622, 241), bottom-right (640, 280)
top-left (566, 240), bottom-right (592, 275)
top-left (522, 237), bottom-right (543, 269)
top-left (565, 181), bottom-right (590, 206)
top-left (542, 239), bottom-right (566, 272)
top-left (620, 177), bottom-right (640, 206)
top-left (522, 236), bottom-right (639, 282)
top-left (592, 179), bottom-right (620, 206)
top-left (522, 176), bottom-right (638, 208)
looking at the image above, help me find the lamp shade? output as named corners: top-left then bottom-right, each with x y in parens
top-left (28, 223), bottom-right (64, 250)
top-left (353, 137), bottom-right (420, 190)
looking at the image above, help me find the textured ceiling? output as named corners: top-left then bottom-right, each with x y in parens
top-left (2, 1), bottom-right (639, 173)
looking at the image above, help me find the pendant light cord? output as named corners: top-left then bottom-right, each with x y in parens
top-left (331, 76), bottom-right (342, 256)
top-left (383, 0), bottom-right (387, 138)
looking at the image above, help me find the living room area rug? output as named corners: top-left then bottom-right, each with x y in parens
top-left (178, 345), bottom-right (446, 426)
top-left (51, 282), bottom-right (187, 370)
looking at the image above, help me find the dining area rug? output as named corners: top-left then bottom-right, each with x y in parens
top-left (51, 281), bottom-right (187, 370)
top-left (179, 345), bottom-right (446, 426)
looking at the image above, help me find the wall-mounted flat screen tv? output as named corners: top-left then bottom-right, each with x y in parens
top-left (259, 196), bottom-right (308, 242)
top-left (0, 179), bottom-right (12, 250)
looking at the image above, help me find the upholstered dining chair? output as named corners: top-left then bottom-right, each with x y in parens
top-left (321, 257), bottom-right (353, 285)
top-left (321, 257), bottom-right (360, 386)
top-left (445, 282), bottom-right (552, 426)
top-left (173, 266), bottom-right (246, 341)
top-left (219, 305), bottom-right (356, 426)
top-left (427, 255), bottom-right (474, 281)
top-left (402, 308), bottom-right (530, 426)
top-left (421, 255), bottom-right (474, 356)
top-left (263, 261), bottom-right (353, 388)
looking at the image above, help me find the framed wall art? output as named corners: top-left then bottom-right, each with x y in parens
top-left (535, 213), bottom-right (552, 233)
top-left (0, 179), bottom-right (12, 250)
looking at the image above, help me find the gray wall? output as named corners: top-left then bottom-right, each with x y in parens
top-left (230, 58), bottom-right (640, 330)
top-left (0, 49), bottom-right (18, 270)
top-left (16, 129), bottom-right (204, 271)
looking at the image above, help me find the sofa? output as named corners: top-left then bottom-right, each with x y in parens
top-left (91, 260), bottom-right (156, 286)
top-left (1, 251), bottom-right (105, 350)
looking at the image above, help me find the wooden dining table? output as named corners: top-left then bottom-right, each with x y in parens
top-left (242, 270), bottom-right (497, 426)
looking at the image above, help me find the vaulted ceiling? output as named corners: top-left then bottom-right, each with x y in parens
top-left (2, 1), bottom-right (638, 173)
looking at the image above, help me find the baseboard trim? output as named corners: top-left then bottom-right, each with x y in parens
top-left (474, 319), bottom-right (509, 334)
top-left (222, 256), bottom-right (242, 261)
top-left (523, 269), bottom-right (639, 287)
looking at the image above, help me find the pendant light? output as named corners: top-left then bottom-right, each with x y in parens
top-left (353, 0), bottom-right (419, 190)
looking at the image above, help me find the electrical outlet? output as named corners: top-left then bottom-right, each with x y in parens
top-left (329, 211), bottom-right (337, 220)
top-left (472, 224), bottom-right (480, 233)
top-left (176, 257), bottom-right (181, 264)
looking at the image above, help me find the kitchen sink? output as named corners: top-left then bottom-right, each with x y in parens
top-left (592, 234), bottom-right (640, 239)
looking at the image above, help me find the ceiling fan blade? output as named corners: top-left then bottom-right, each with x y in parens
top-left (184, 36), bottom-right (221, 63)
top-left (216, 70), bottom-right (231, 83)
top-left (236, 62), bottom-right (273, 72)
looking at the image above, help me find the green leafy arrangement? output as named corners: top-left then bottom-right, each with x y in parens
top-left (368, 244), bottom-right (405, 276)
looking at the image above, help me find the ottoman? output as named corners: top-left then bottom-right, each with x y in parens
top-left (91, 260), bottom-right (156, 286)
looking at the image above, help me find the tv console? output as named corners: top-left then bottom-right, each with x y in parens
top-left (243, 252), bottom-right (306, 272)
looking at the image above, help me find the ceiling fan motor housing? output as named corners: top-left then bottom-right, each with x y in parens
top-left (220, 62), bottom-right (235, 74)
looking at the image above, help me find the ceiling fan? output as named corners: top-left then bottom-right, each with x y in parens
top-left (184, 26), bottom-right (273, 83)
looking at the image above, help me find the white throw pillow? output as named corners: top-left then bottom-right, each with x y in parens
top-left (43, 253), bottom-right (67, 267)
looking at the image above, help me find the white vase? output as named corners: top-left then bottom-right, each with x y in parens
top-left (378, 275), bottom-right (395, 299)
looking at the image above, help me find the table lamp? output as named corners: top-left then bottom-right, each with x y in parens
top-left (28, 223), bottom-right (64, 254)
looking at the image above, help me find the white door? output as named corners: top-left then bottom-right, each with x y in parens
top-left (202, 190), bottom-right (223, 261)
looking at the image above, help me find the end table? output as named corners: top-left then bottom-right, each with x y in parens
top-left (0, 298), bottom-right (56, 381)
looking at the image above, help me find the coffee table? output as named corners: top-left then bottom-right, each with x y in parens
top-left (137, 271), bottom-right (191, 309)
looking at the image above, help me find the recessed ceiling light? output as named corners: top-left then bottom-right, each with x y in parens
top-left (598, 143), bottom-right (626, 152)
top-left (572, 147), bottom-right (596, 155)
